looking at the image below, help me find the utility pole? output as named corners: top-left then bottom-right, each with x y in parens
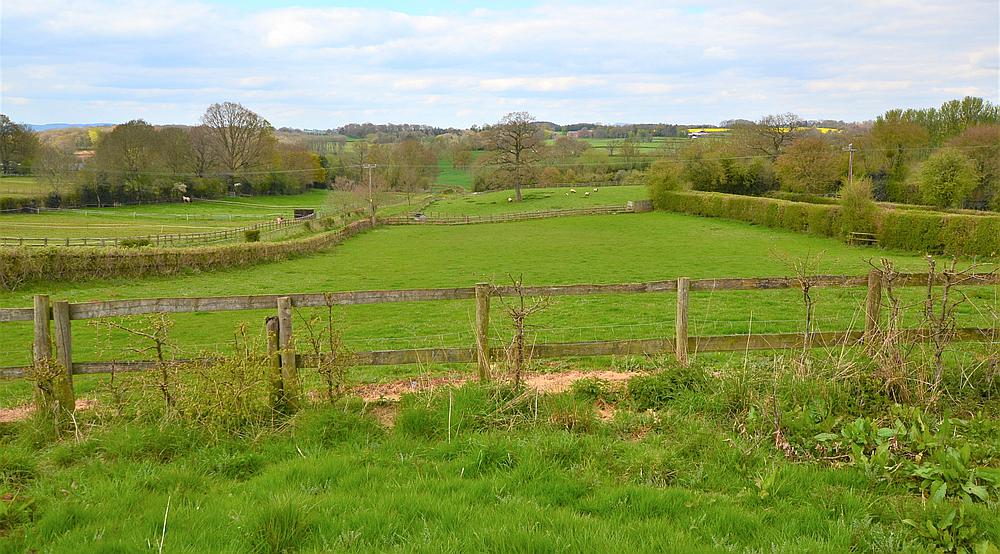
top-left (843, 143), bottom-right (857, 186)
top-left (362, 163), bottom-right (377, 225)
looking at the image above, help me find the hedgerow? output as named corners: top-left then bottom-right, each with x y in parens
top-left (654, 190), bottom-right (1000, 258)
top-left (0, 218), bottom-right (372, 290)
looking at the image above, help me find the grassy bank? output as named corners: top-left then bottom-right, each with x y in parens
top-left (2, 353), bottom-right (998, 552)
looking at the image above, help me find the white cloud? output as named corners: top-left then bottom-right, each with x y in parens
top-left (0, 0), bottom-right (996, 126)
top-left (703, 46), bottom-right (737, 60)
top-left (479, 77), bottom-right (606, 93)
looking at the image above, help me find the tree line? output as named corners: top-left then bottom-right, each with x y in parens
top-left (673, 97), bottom-right (999, 210)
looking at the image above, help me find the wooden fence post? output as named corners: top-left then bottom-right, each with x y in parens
top-left (265, 316), bottom-right (283, 408)
top-left (52, 301), bottom-right (76, 413)
top-left (475, 283), bottom-right (491, 381)
top-left (276, 297), bottom-right (301, 409)
top-left (676, 277), bottom-right (689, 366)
top-left (32, 294), bottom-right (60, 415)
top-left (865, 269), bottom-right (882, 341)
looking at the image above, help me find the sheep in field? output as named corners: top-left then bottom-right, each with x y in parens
top-left (593, 188), bottom-right (598, 192)
top-left (507, 197), bottom-right (513, 202)
top-left (584, 191), bottom-right (591, 197)
top-left (569, 188), bottom-right (576, 193)
top-left (182, 196), bottom-right (192, 203)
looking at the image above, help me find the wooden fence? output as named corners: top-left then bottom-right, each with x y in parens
top-left (1, 271), bottom-right (998, 410)
top-left (0, 213), bottom-right (315, 248)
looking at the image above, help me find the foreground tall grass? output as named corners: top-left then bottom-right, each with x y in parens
top-left (2, 346), bottom-right (998, 552)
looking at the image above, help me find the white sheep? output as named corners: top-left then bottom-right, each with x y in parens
top-left (507, 197), bottom-right (513, 202)
top-left (570, 188), bottom-right (576, 194)
top-left (182, 196), bottom-right (192, 203)
top-left (584, 191), bottom-right (591, 197)
top-left (593, 188), bottom-right (598, 192)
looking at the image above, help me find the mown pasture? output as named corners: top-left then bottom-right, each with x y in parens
top-left (424, 185), bottom-right (646, 215)
top-left (0, 190), bottom-right (427, 241)
top-left (0, 176), bottom-right (48, 198)
top-left (0, 190), bottom-right (334, 239)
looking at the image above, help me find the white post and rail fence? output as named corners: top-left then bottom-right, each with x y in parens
top-left (1, 270), bottom-right (997, 415)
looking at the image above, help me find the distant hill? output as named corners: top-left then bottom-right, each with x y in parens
top-left (28, 123), bottom-right (115, 131)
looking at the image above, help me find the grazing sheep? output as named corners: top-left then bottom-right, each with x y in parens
top-left (507, 197), bottom-right (513, 202)
top-left (593, 188), bottom-right (598, 192)
top-left (570, 188), bottom-right (576, 193)
top-left (584, 191), bottom-right (591, 197)
top-left (565, 192), bottom-right (569, 196)
top-left (181, 196), bottom-right (192, 203)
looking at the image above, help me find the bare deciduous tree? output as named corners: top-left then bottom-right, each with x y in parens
top-left (200, 102), bottom-right (275, 178)
top-left (732, 113), bottom-right (802, 160)
top-left (486, 112), bottom-right (542, 201)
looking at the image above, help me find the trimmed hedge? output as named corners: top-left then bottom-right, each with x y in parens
top-left (655, 191), bottom-right (999, 258)
top-left (0, 219), bottom-right (372, 290)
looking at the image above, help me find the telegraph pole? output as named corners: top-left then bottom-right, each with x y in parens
top-left (842, 143), bottom-right (857, 186)
top-left (362, 163), bottom-right (377, 225)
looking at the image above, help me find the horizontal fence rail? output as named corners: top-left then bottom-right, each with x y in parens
top-left (1, 272), bottom-right (997, 323)
top-left (1, 271), bottom-right (998, 383)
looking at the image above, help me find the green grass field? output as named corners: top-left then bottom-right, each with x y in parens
top-left (0, 190), bottom-right (356, 239)
top-left (1, 199), bottom-right (998, 552)
top-left (423, 185), bottom-right (646, 216)
top-left (2, 207), bottom-right (993, 397)
top-left (0, 176), bottom-right (48, 198)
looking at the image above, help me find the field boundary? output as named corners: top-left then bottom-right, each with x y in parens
top-left (383, 202), bottom-right (651, 225)
top-left (2, 271), bottom-right (997, 382)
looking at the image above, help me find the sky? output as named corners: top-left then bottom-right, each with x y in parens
top-left (1, 0), bottom-right (998, 128)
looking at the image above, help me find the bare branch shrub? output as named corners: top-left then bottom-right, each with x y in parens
top-left (493, 275), bottom-right (550, 387)
top-left (297, 296), bottom-right (354, 404)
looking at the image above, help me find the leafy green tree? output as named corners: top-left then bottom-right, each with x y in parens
top-left (917, 148), bottom-right (978, 208)
top-left (774, 136), bottom-right (842, 194)
top-left (0, 114), bottom-right (39, 175)
top-left (945, 124), bottom-right (1000, 209)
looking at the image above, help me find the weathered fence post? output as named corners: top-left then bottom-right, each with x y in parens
top-left (33, 295), bottom-right (51, 365)
top-left (276, 296), bottom-right (301, 409)
top-left (475, 282), bottom-right (491, 380)
top-left (865, 269), bottom-right (882, 341)
top-left (675, 277), bottom-right (690, 366)
top-left (32, 294), bottom-right (65, 416)
top-left (265, 316), bottom-right (283, 408)
top-left (52, 301), bottom-right (76, 412)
